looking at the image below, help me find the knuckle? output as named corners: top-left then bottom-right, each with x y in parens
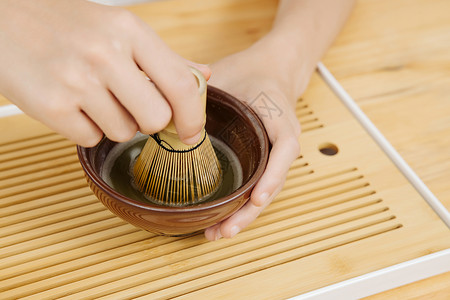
top-left (139, 106), bottom-right (171, 134)
top-left (45, 96), bottom-right (70, 119)
top-left (175, 119), bottom-right (203, 141)
top-left (111, 9), bottom-right (141, 31)
top-left (108, 125), bottom-right (137, 143)
top-left (84, 43), bottom-right (114, 68)
top-left (175, 75), bottom-right (199, 99)
top-left (183, 115), bottom-right (204, 133)
top-left (64, 69), bottom-right (99, 93)
top-left (48, 56), bottom-right (101, 94)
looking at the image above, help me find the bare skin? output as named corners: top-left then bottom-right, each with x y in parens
top-left (0, 0), bottom-right (210, 146)
top-left (204, 0), bottom-right (356, 240)
top-left (0, 0), bottom-right (355, 241)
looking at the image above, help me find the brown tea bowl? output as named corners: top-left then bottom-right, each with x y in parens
top-left (77, 86), bottom-right (269, 236)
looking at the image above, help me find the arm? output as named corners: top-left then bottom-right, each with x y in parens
top-left (205, 0), bottom-right (355, 241)
top-left (268, 0), bottom-right (356, 98)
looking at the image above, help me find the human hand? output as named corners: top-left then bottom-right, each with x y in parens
top-left (0, 0), bottom-right (210, 147)
top-left (204, 42), bottom-right (304, 241)
top-left (203, 0), bottom-right (355, 240)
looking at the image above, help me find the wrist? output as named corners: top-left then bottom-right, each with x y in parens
top-left (247, 32), bottom-right (316, 102)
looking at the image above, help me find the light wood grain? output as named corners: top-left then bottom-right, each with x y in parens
top-left (1, 74), bottom-right (449, 299)
top-left (0, 0), bottom-right (449, 298)
top-left (365, 271), bottom-right (450, 300)
top-left (323, 0), bottom-right (450, 210)
top-left (321, 1), bottom-right (450, 297)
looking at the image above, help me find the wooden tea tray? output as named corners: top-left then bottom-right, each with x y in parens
top-left (1, 0), bottom-right (450, 298)
top-left (0, 71), bottom-right (449, 299)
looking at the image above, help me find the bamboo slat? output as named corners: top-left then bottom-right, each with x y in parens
top-left (0, 73), bottom-right (449, 299)
top-left (0, 0), bottom-right (449, 298)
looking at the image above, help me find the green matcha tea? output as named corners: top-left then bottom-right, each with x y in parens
top-left (101, 133), bottom-right (243, 206)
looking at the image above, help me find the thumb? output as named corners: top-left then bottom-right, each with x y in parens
top-left (185, 60), bottom-right (212, 81)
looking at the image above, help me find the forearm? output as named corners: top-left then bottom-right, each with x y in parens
top-left (206, 0), bottom-right (356, 240)
top-left (252, 0), bottom-right (355, 101)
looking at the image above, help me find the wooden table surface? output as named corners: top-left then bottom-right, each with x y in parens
top-left (128, 0), bottom-right (450, 298)
top-left (322, 1), bottom-right (450, 297)
top-left (1, 0), bottom-right (448, 298)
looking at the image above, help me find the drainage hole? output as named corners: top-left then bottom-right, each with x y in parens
top-left (319, 143), bottom-right (339, 156)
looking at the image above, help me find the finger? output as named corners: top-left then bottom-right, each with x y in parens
top-left (103, 60), bottom-right (172, 134)
top-left (204, 223), bottom-right (222, 241)
top-left (207, 199), bottom-right (271, 240)
top-left (131, 26), bottom-right (205, 144)
top-left (184, 60), bottom-right (212, 81)
top-left (251, 132), bottom-right (300, 207)
top-left (81, 88), bottom-right (138, 143)
top-left (44, 108), bottom-right (103, 147)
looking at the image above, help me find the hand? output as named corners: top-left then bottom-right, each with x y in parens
top-left (203, 0), bottom-right (355, 240)
top-left (0, 0), bottom-right (210, 146)
top-left (204, 42), bottom-right (303, 241)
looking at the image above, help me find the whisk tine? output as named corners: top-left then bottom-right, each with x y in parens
top-left (133, 130), bottom-right (222, 206)
top-left (132, 67), bottom-right (222, 206)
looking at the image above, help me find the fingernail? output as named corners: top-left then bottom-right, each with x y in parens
top-left (230, 226), bottom-right (240, 238)
top-left (214, 230), bottom-right (223, 241)
top-left (259, 192), bottom-right (270, 206)
top-left (183, 131), bottom-right (203, 145)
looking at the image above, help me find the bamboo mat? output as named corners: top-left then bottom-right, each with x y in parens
top-left (1, 73), bottom-right (449, 299)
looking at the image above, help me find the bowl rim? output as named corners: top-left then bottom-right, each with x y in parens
top-left (77, 85), bottom-right (269, 213)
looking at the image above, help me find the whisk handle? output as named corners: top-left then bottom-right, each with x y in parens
top-left (163, 67), bottom-right (207, 135)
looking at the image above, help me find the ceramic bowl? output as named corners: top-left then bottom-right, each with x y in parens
top-left (77, 86), bottom-right (269, 236)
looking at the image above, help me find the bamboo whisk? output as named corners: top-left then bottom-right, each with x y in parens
top-left (133, 68), bottom-right (222, 206)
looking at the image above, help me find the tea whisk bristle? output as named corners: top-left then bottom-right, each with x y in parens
top-left (132, 67), bottom-right (222, 206)
top-left (133, 129), bottom-right (222, 206)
